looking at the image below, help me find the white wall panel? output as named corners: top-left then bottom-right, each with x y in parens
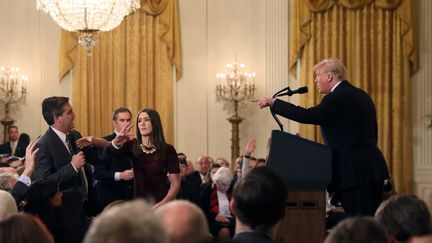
top-left (413, 0), bottom-right (432, 208)
top-left (175, 0), bottom-right (209, 160)
top-left (176, 0), bottom-right (292, 163)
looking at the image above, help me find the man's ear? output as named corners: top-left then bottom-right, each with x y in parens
top-left (53, 115), bottom-right (60, 124)
top-left (230, 198), bottom-right (237, 216)
top-left (327, 73), bottom-right (333, 82)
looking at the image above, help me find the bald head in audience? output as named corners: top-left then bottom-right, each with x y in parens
top-left (84, 200), bottom-right (168, 243)
top-left (155, 200), bottom-right (210, 243)
top-left (0, 190), bottom-right (17, 221)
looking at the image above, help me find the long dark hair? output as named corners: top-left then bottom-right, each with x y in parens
top-left (134, 109), bottom-right (167, 160)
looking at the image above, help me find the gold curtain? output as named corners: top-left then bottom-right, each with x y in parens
top-left (289, 0), bottom-right (417, 193)
top-left (58, 0), bottom-right (182, 144)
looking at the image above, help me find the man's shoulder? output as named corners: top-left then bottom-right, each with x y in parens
top-left (187, 171), bottom-right (200, 178)
top-left (37, 129), bottom-right (54, 143)
top-left (186, 171), bottom-right (200, 181)
top-left (0, 142), bottom-right (9, 149)
top-left (103, 133), bottom-right (116, 141)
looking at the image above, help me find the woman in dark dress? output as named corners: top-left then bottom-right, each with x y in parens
top-left (109, 108), bottom-right (180, 209)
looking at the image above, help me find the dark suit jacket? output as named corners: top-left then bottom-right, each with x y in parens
top-left (93, 133), bottom-right (133, 205)
top-left (11, 180), bottom-right (29, 206)
top-left (0, 140), bottom-right (26, 157)
top-left (272, 80), bottom-right (389, 192)
top-left (184, 171), bottom-right (204, 205)
top-left (32, 128), bottom-right (99, 237)
top-left (224, 232), bottom-right (280, 243)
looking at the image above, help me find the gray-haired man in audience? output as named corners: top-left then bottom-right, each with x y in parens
top-left (84, 199), bottom-right (168, 243)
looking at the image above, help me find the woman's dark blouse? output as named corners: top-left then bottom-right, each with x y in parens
top-left (106, 140), bottom-right (180, 203)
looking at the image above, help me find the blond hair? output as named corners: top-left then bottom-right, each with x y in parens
top-left (314, 58), bottom-right (347, 81)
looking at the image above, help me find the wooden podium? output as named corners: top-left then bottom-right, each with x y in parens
top-left (266, 130), bottom-right (332, 243)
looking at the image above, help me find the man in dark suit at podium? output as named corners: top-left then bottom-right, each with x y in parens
top-left (257, 58), bottom-right (389, 217)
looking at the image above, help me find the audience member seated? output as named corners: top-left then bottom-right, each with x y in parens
top-left (24, 179), bottom-right (63, 242)
top-left (206, 163), bottom-right (221, 185)
top-left (375, 194), bottom-right (432, 243)
top-left (186, 159), bottom-right (196, 175)
top-left (256, 158), bottom-right (266, 168)
top-left (0, 172), bottom-right (18, 192)
top-left (200, 167), bottom-right (234, 240)
top-left (185, 155), bottom-right (211, 205)
top-left (83, 199), bottom-right (168, 243)
top-left (156, 200), bottom-right (211, 243)
top-left (216, 157), bottom-right (231, 168)
top-left (178, 155), bottom-right (188, 180)
top-left (324, 217), bottom-right (390, 243)
top-left (232, 156), bottom-right (243, 184)
top-left (0, 154), bottom-right (8, 163)
top-left (17, 133), bottom-right (31, 156)
top-left (0, 213), bottom-right (54, 243)
top-left (0, 190), bottom-right (17, 221)
top-left (227, 167), bottom-right (287, 243)
top-left (177, 156), bottom-right (191, 200)
top-left (177, 152), bottom-right (187, 161)
top-left (0, 126), bottom-right (28, 157)
top-left (208, 156), bottom-right (215, 165)
top-left (5, 156), bottom-right (22, 169)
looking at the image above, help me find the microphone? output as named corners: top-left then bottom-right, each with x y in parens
top-left (270, 86), bottom-right (308, 131)
top-left (275, 86), bottom-right (308, 97)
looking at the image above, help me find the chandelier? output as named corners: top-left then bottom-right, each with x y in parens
top-left (0, 66), bottom-right (27, 142)
top-left (216, 62), bottom-right (256, 116)
top-left (36, 0), bottom-right (141, 51)
top-left (216, 61), bottom-right (255, 165)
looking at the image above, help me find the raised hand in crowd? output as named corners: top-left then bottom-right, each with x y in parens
top-left (112, 123), bottom-right (134, 147)
top-left (21, 141), bottom-right (39, 178)
top-left (245, 138), bottom-right (256, 157)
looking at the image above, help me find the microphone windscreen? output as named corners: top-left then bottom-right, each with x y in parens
top-left (297, 87), bottom-right (308, 94)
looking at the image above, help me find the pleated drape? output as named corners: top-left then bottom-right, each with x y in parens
top-left (58, 0), bottom-right (182, 144)
top-left (290, 0), bottom-right (417, 193)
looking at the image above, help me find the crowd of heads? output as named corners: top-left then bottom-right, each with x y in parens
top-left (326, 194), bottom-right (432, 243)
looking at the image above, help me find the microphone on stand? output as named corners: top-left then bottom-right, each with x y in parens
top-left (274, 86), bottom-right (308, 97)
top-left (270, 86), bottom-right (309, 131)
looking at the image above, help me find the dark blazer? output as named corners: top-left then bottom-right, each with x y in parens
top-left (272, 80), bottom-right (389, 192)
top-left (0, 140), bottom-right (26, 157)
top-left (11, 180), bottom-right (29, 206)
top-left (32, 127), bottom-right (99, 243)
top-left (184, 171), bottom-right (204, 205)
top-left (224, 232), bottom-right (280, 243)
top-left (93, 133), bottom-right (133, 205)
